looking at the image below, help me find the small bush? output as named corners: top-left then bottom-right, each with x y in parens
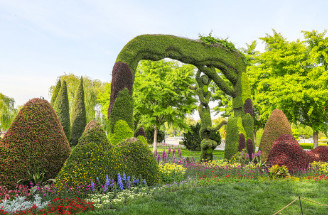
top-left (238, 133), bottom-right (245, 152)
top-left (200, 139), bottom-right (217, 162)
top-left (182, 123), bottom-right (202, 151)
top-left (137, 135), bottom-right (148, 144)
top-left (110, 120), bottom-right (134, 145)
top-left (246, 139), bottom-right (254, 161)
top-left (135, 127), bottom-right (146, 137)
top-left (267, 134), bottom-right (309, 173)
top-left (78, 120), bottom-right (109, 149)
top-left (118, 137), bottom-right (159, 185)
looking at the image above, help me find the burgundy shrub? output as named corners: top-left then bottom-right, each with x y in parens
top-left (243, 98), bottom-right (254, 117)
top-left (267, 134), bottom-right (309, 173)
top-left (247, 139), bottom-right (254, 161)
top-left (108, 62), bottom-right (133, 117)
top-left (135, 127), bottom-right (146, 137)
top-left (307, 146), bottom-right (328, 163)
top-left (238, 133), bottom-right (245, 152)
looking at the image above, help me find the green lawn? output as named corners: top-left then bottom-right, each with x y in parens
top-left (84, 180), bottom-right (328, 215)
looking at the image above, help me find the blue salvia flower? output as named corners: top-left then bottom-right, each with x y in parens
top-left (91, 180), bottom-right (95, 192)
top-left (127, 176), bottom-right (130, 183)
top-left (117, 173), bottom-right (123, 190)
top-left (134, 178), bottom-right (139, 186)
top-left (123, 173), bottom-right (126, 183)
top-left (104, 175), bottom-right (110, 192)
top-left (126, 181), bottom-right (131, 189)
top-left (143, 179), bottom-right (146, 185)
top-left (110, 179), bottom-right (115, 187)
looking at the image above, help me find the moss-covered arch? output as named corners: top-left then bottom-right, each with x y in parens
top-left (108, 34), bottom-right (253, 158)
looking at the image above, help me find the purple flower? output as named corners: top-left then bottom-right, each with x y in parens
top-left (173, 149), bottom-right (176, 156)
top-left (127, 176), bottom-right (130, 182)
top-left (90, 180), bottom-right (95, 192)
top-left (168, 147), bottom-right (171, 155)
top-left (178, 148), bottom-right (182, 158)
top-left (126, 181), bottom-right (131, 189)
top-left (110, 179), bottom-right (115, 187)
top-left (123, 173), bottom-right (126, 183)
top-left (173, 155), bottom-right (177, 163)
top-left (117, 173), bottom-right (123, 190)
top-left (154, 150), bottom-right (157, 157)
top-left (157, 154), bottom-right (161, 163)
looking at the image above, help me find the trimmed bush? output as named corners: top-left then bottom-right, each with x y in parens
top-left (0, 98), bottom-right (71, 189)
top-left (307, 146), bottom-right (328, 163)
top-left (242, 113), bottom-right (254, 145)
top-left (118, 137), bottom-right (159, 185)
top-left (247, 139), bottom-right (254, 161)
top-left (238, 133), bottom-right (245, 152)
top-left (55, 142), bottom-right (123, 191)
top-left (243, 98), bottom-right (254, 117)
top-left (70, 77), bottom-right (87, 147)
top-left (110, 120), bottom-right (134, 145)
top-left (54, 80), bottom-right (71, 141)
top-left (225, 117), bottom-right (246, 160)
top-left (137, 135), bottom-right (148, 144)
top-left (200, 139), bottom-right (217, 162)
top-left (182, 123), bottom-right (202, 151)
top-left (259, 109), bottom-right (292, 161)
top-left (109, 88), bottom-right (133, 133)
top-left (78, 120), bottom-right (109, 150)
top-left (50, 79), bottom-right (61, 106)
top-left (267, 134), bottom-right (309, 173)
top-left (135, 127), bottom-right (146, 137)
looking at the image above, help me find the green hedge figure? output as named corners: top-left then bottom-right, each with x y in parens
top-left (107, 34), bottom-right (253, 161)
top-left (54, 80), bottom-right (71, 141)
top-left (225, 117), bottom-right (246, 160)
top-left (200, 139), bottom-right (218, 162)
top-left (71, 77), bottom-right (87, 147)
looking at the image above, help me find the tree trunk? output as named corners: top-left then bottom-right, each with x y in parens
top-left (313, 131), bottom-right (319, 149)
top-left (153, 126), bottom-right (158, 153)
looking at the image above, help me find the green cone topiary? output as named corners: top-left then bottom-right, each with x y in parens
top-left (71, 77), bottom-right (87, 147)
top-left (54, 80), bottom-right (71, 141)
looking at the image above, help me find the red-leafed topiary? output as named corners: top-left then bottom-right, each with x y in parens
top-left (307, 146), bottom-right (328, 163)
top-left (108, 62), bottom-right (133, 117)
top-left (259, 109), bottom-right (293, 161)
top-left (238, 133), bottom-right (245, 152)
top-left (244, 98), bottom-right (254, 117)
top-left (267, 134), bottom-right (309, 173)
top-left (246, 139), bottom-right (254, 161)
top-left (135, 127), bottom-right (146, 138)
top-left (0, 98), bottom-right (71, 189)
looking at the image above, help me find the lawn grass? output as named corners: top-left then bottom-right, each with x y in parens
top-left (84, 180), bottom-right (328, 215)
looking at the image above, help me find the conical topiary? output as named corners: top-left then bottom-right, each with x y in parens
top-left (71, 77), bottom-right (86, 147)
top-left (54, 80), bottom-right (71, 141)
top-left (50, 79), bottom-right (61, 106)
top-left (78, 120), bottom-right (109, 149)
top-left (0, 98), bottom-right (71, 189)
top-left (259, 109), bottom-right (293, 161)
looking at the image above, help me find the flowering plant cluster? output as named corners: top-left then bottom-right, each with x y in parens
top-left (159, 162), bottom-right (186, 183)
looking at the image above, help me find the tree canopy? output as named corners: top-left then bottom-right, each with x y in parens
top-left (0, 93), bottom-right (17, 130)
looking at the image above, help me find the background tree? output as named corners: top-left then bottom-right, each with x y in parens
top-left (49, 74), bottom-right (108, 124)
top-left (134, 60), bottom-right (197, 152)
top-left (96, 82), bottom-right (111, 132)
top-left (50, 80), bottom-right (61, 106)
top-left (54, 80), bottom-right (71, 140)
top-left (0, 93), bottom-right (17, 130)
top-left (70, 77), bottom-right (87, 146)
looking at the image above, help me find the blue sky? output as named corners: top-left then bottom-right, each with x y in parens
top-left (0, 0), bottom-right (327, 109)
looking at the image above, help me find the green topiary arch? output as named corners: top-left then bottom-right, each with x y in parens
top-left (108, 34), bottom-right (254, 158)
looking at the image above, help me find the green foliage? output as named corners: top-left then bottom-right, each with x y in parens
top-left (145, 127), bottom-right (165, 144)
top-left (50, 79), bottom-right (61, 106)
top-left (49, 74), bottom-right (108, 124)
top-left (55, 142), bottom-right (123, 191)
top-left (198, 32), bottom-right (240, 53)
top-left (182, 123), bottom-right (202, 151)
top-left (78, 120), bottom-right (109, 150)
top-left (291, 123), bottom-right (313, 139)
top-left (200, 139), bottom-right (217, 162)
top-left (71, 77), bottom-right (87, 147)
top-left (118, 137), bottom-right (159, 185)
top-left (0, 93), bottom-right (17, 130)
top-left (259, 109), bottom-right (293, 161)
top-left (110, 88), bottom-right (133, 133)
top-left (137, 135), bottom-right (148, 144)
top-left (110, 120), bottom-right (134, 145)
top-left (0, 98), bottom-right (71, 189)
top-left (54, 80), bottom-right (71, 141)
top-left (225, 117), bottom-right (246, 160)
top-left (256, 128), bottom-right (264, 147)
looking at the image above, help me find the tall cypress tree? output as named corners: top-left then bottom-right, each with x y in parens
top-left (51, 80), bottom-right (61, 106)
top-left (70, 77), bottom-right (87, 146)
top-left (54, 80), bottom-right (71, 141)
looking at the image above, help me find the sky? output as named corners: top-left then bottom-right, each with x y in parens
top-left (0, 0), bottom-right (327, 114)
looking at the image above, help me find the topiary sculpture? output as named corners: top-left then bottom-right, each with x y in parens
top-left (0, 98), bottom-right (71, 189)
top-left (78, 120), bottom-right (109, 150)
top-left (110, 120), bottom-right (134, 145)
top-left (118, 137), bottom-right (159, 185)
top-left (50, 79), bottom-right (61, 106)
top-left (200, 139), bottom-right (218, 162)
top-left (259, 109), bottom-right (293, 161)
top-left (238, 133), bottom-right (246, 152)
top-left (225, 117), bottom-right (246, 160)
top-left (70, 77), bottom-right (87, 147)
top-left (54, 80), bottom-right (71, 141)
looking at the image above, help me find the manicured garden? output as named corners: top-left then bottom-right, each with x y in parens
top-left (1, 32), bottom-right (328, 215)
